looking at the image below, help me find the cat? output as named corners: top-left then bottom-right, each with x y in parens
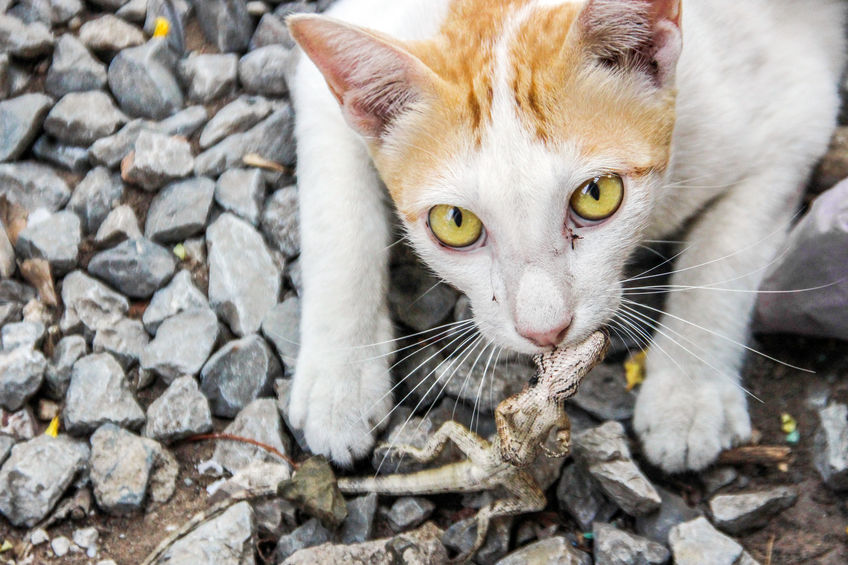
top-left (285, 0), bottom-right (846, 472)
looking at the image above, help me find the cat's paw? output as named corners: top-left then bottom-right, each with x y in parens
top-left (289, 351), bottom-right (393, 467)
top-left (633, 369), bottom-right (751, 473)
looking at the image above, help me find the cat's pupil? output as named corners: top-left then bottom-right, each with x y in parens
top-left (450, 207), bottom-right (463, 227)
top-left (586, 182), bottom-right (601, 201)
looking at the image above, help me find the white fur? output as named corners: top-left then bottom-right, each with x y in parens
top-left (290, 0), bottom-right (846, 470)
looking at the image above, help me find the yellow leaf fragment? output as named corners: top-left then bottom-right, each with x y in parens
top-left (153, 17), bottom-right (170, 38)
top-left (0, 540), bottom-right (11, 553)
top-left (780, 412), bottom-right (797, 434)
top-left (624, 350), bottom-right (647, 391)
top-left (173, 243), bottom-right (187, 261)
top-left (45, 416), bottom-right (60, 437)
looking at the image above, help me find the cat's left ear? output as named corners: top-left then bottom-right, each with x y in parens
top-left (577, 0), bottom-right (682, 87)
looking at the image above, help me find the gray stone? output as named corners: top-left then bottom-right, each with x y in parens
top-left (89, 0), bottom-right (131, 10)
top-left (72, 526), bottom-right (98, 551)
top-left (122, 130), bottom-right (193, 190)
top-left (0, 161), bottom-right (70, 212)
top-left (250, 13), bottom-right (292, 50)
top-left (339, 492), bottom-right (377, 544)
top-left (246, 1), bottom-right (268, 16)
top-left (95, 205), bottom-right (142, 247)
top-left (89, 119), bottom-right (150, 168)
top-left (93, 317), bottom-right (149, 369)
top-left (593, 522), bottom-right (670, 565)
top-left (140, 307), bottom-right (218, 382)
top-left (45, 35), bottom-right (106, 97)
top-left (702, 467), bottom-right (739, 497)
top-left (79, 14), bottom-right (144, 53)
top-left (635, 486), bottom-right (702, 545)
top-left (207, 213), bottom-right (281, 336)
top-left (145, 177), bottom-right (214, 243)
top-left (200, 334), bottom-right (282, 418)
top-left (444, 354), bottom-right (533, 413)
top-left (442, 515), bottom-right (511, 564)
top-left (88, 238), bottom-right (177, 298)
top-left (389, 264), bottom-right (458, 332)
top-left (261, 185), bottom-right (299, 258)
top-left (194, 105), bottom-right (296, 177)
top-left (669, 517), bottom-right (754, 565)
top-left (44, 91), bottom-right (126, 146)
top-left (212, 398), bottom-right (291, 474)
top-left (89, 423), bottom-right (177, 515)
top-left (261, 297), bottom-right (300, 370)
top-left (0, 14), bottom-right (54, 58)
top-left (44, 334), bottom-right (86, 399)
top-left (0, 219), bottom-right (13, 278)
top-left (215, 168), bottom-right (266, 225)
top-left (386, 496), bottom-right (435, 532)
top-left (29, 527), bottom-right (48, 546)
top-left (31, 135), bottom-right (90, 172)
top-left (1, 320), bottom-right (44, 350)
top-left (0, 347), bottom-right (46, 410)
top-left (6, 63), bottom-right (31, 97)
top-left (275, 518), bottom-right (331, 562)
top-left (195, 0), bottom-right (253, 53)
top-left (274, 378), bottom-right (307, 451)
top-left (108, 39), bottom-right (183, 120)
top-left (815, 403), bottom-right (848, 490)
top-left (495, 536), bottom-right (592, 565)
top-left (143, 270), bottom-right (208, 334)
top-left (0, 93), bottom-right (52, 162)
top-left (157, 105), bottom-right (208, 137)
top-left (0, 53), bottom-right (7, 99)
top-left (198, 95), bottom-right (272, 149)
top-left (0, 435), bottom-right (88, 527)
top-left (51, 536), bottom-right (70, 557)
top-left (0, 406), bottom-right (36, 439)
top-left (570, 363), bottom-right (636, 421)
top-left (63, 353), bottom-right (145, 434)
top-left (8, 0), bottom-right (51, 25)
top-left (14, 209), bottom-right (81, 276)
top-left (709, 487), bottom-right (798, 535)
top-left (254, 497), bottom-right (296, 538)
top-left (60, 270), bottom-right (129, 334)
top-left (50, 0), bottom-right (83, 24)
top-left (238, 44), bottom-right (292, 96)
top-left (160, 501), bottom-right (255, 564)
top-left (557, 462), bottom-right (617, 531)
top-left (68, 167), bottom-right (124, 234)
top-left (0, 435), bottom-right (13, 466)
top-left (179, 53), bottom-right (238, 103)
top-left (573, 421), bottom-right (661, 517)
top-left (144, 376), bottom-right (213, 442)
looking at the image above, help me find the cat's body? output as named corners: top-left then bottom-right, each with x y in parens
top-left (287, 0), bottom-right (846, 471)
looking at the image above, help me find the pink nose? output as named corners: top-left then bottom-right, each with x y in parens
top-left (517, 319), bottom-right (571, 348)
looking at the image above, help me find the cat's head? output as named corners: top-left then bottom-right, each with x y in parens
top-left (290, 0), bottom-right (682, 353)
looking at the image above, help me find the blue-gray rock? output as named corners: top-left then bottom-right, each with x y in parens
top-left (179, 53), bottom-right (238, 103)
top-left (669, 517), bottom-right (756, 565)
top-left (0, 435), bottom-right (12, 466)
top-left (250, 13), bottom-right (292, 50)
top-left (44, 334), bottom-right (87, 399)
top-left (0, 347), bottom-right (46, 410)
top-left (495, 537), bottom-right (591, 565)
top-left (238, 44), bottom-right (292, 96)
top-left (89, 119), bottom-right (151, 168)
top-left (95, 205), bottom-right (142, 247)
top-left (49, 0), bottom-right (83, 24)
top-left (14, 209), bottom-right (81, 276)
top-left (0, 435), bottom-right (88, 527)
top-left (442, 515), bottom-right (511, 564)
top-left (815, 403), bottom-right (848, 490)
top-left (143, 376), bottom-right (213, 442)
top-left (0, 219), bottom-right (12, 277)
top-left (194, 105), bottom-right (295, 177)
top-left (261, 296), bottom-right (300, 370)
top-left (79, 14), bottom-right (144, 53)
top-left (246, 1), bottom-right (268, 16)
top-left (215, 168), bottom-right (265, 225)
top-left (8, 0), bottom-right (52, 25)
top-left (159, 501), bottom-right (255, 564)
top-left (140, 307), bottom-right (219, 382)
top-left (145, 177), bottom-right (215, 243)
top-left (31, 135), bottom-right (90, 172)
top-left (195, 0), bottom-right (253, 53)
top-left (117, 0), bottom-right (146, 21)
top-left (89, 423), bottom-right (177, 515)
top-left (339, 492), bottom-right (377, 544)
top-left (88, 238), bottom-right (176, 298)
top-left (593, 522), bottom-right (670, 565)
top-left (43, 90), bottom-right (126, 146)
top-left (45, 35), bottom-right (106, 97)
top-left (199, 95), bottom-right (272, 149)
top-left (67, 167), bottom-right (124, 234)
top-left (0, 54), bottom-right (9, 99)
top-left (207, 213), bottom-right (281, 336)
top-left (557, 462), bottom-right (617, 531)
top-left (389, 264), bottom-right (459, 332)
top-left (261, 185), bottom-right (300, 258)
top-left (212, 398), bottom-right (291, 474)
top-left (0, 161), bottom-right (70, 212)
top-left (89, 0), bottom-right (130, 10)
top-left (59, 270), bottom-right (129, 335)
top-left (108, 38), bottom-right (183, 120)
top-left (0, 93), bottom-right (52, 162)
top-left (275, 518), bottom-right (331, 563)
top-left (200, 334), bottom-right (281, 418)
top-left (121, 130), bottom-right (193, 190)
top-left (63, 353), bottom-right (145, 435)
top-left (709, 487), bottom-right (798, 535)
top-left (571, 363), bottom-right (636, 421)
top-left (142, 270), bottom-right (209, 334)
top-left (635, 487), bottom-right (702, 545)
top-left (0, 405), bottom-right (36, 440)
top-left (386, 497), bottom-right (435, 532)
top-left (1, 320), bottom-right (45, 350)
top-left (156, 105), bottom-right (208, 137)
top-left (0, 14), bottom-right (54, 58)
top-left (444, 354), bottom-right (532, 413)
top-left (93, 317), bottom-right (149, 370)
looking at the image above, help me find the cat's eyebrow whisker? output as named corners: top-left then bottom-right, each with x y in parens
top-left (621, 279), bottom-right (844, 297)
top-left (637, 244), bottom-right (672, 261)
top-left (622, 298), bottom-right (814, 373)
top-left (622, 242), bottom-right (694, 283)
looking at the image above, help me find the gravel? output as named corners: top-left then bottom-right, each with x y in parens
top-left (0, 161), bottom-right (71, 212)
top-left (67, 166), bottom-right (125, 234)
top-left (88, 238), bottom-right (177, 298)
top-left (45, 34), bottom-right (106, 97)
top-left (108, 38), bottom-right (183, 120)
top-left (178, 53), bottom-right (238, 103)
top-left (142, 269), bottom-right (209, 334)
top-left (14, 209), bottom-right (81, 276)
top-left (0, 93), bottom-right (53, 163)
top-left (198, 95), bottom-right (273, 149)
top-left (0, 347), bottom-right (47, 411)
top-left (814, 402), bottom-right (848, 490)
top-left (214, 168), bottom-right (266, 225)
top-left (79, 13), bottom-right (144, 53)
top-left (145, 176), bottom-right (215, 242)
top-left (121, 130), bottom-right (194, 190)
top-left (140, 306), bottom-right (219, 382)
top-left (709, 487), bottom-right (798, 535)
top-left (143, 375), bottom-right (213, 442)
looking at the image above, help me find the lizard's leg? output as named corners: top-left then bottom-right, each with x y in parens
top-left (539, 411), bottom-right (571, 459)
top-left (381, 421), bottom-right (490, 465)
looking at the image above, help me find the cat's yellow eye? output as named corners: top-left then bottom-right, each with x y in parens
top-left (569, 174), bottom-right (624, 221)
top-left (428, 205), bottom-right (484, 248)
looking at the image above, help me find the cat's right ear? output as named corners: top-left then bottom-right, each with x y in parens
top-left (287, 14), bottom-right (439, 142)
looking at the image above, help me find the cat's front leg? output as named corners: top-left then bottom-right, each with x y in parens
top-left (632, 173), bottom-right (800, 472)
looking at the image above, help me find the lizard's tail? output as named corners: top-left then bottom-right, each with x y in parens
top-left (337, 462), bottom-right (481, 496)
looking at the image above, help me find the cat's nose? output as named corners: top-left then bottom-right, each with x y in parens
top-left (517, 319), bottom-right (571, 348)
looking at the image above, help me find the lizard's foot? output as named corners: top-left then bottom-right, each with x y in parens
top-left (633, 367), bottom-right (751, 472)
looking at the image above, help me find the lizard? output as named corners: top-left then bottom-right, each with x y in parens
top-left (337, 330), bottom-right (610, 561)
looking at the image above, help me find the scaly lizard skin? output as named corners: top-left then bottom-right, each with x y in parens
top-left (337, 331), bottom-right (609, 561)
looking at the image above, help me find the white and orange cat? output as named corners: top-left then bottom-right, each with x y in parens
top-left (286, 0), bottom-right (846, 472)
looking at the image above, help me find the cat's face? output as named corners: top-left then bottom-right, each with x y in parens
top-left (290, 0), bottom-right (682, 352)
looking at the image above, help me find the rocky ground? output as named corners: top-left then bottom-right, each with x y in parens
top-left (0, 0), bottom-right (847, 564)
